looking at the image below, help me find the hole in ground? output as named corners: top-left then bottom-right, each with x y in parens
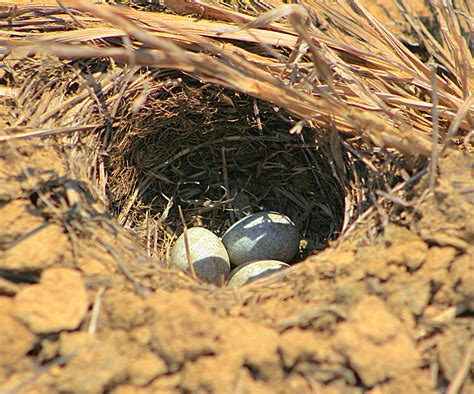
top-left (100, 75), bottom-right (346, 282)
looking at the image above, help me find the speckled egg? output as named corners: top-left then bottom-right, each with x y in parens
top-left (221, 211), bottom-right (300, 266)
top-left (170, 227), bottom-right (230, 285)
top-left (226, 260), bottom-right (290, 288)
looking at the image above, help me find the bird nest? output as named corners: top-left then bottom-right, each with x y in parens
top-left (103, 77), bottom-right (345, 262)
top-left (1, 0), bottom-right (471, 282)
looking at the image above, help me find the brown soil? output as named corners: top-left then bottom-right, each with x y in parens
top-left (0, 0), bottom-right (473, 393)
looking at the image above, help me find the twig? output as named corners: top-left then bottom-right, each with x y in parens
top-left (178, 205), bottom-right (197, 280)
top-left (441, 94), bottom-right (474, 154)
top-left (56, 0), bottom-right (86, 28)
top-left (430, 361), bottom-right (439, 389)
top-left (2, 354), bottom-right (75, 394)
top-left (88, 286), bottom-right (105, 336)
top-left (0, 125), bottom-right (99, 142)
top-left (415, 304), bottom-right (468, 340)
top-left (276, 305), bottom-right (347, 330)
top-left (253, 98), bottom-right (263, 133)
top-left (3, 222), bottom-right (50, 250)
top-left (429, 62), bottom-right (440, 193)
top-left (221, 146), bottom-right (234, 223)
top-left (445, 341), bottom-right (472, 394)
top-left (146, 210), bottom-right (151, 258)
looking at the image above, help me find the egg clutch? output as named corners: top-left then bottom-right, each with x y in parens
top-left (170, 211), bottom-right (299, 287)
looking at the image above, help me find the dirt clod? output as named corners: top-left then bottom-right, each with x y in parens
top-left (387, 240), bottom-right (428, 270)
top-left (127, 353), bottom-right (167, 386)
top-left (58, 332), bottom-right (128, 393)
top-left (0, 222), bottom-right (68, 271)
top-left (147, 291), bottom-right (220, 370)
top-left (0, 297), bottom-right (35, 366)
top-left (218, 317), bottom-right (281, 381)
top-left (104, 289), bottom-right (154, 330)
top-left (279, 329), bottom-right (343, 369)
top-left (180, 355), bottom-right (239, 393)
top-left (437, 326), bottom-right (472, 381)
top-left (14, 268), bottom-right (88, 334)
top-left (333, 297), bottom-right (421, 386)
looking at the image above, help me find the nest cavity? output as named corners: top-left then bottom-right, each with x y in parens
top-left (104, 75), bottom-right (345, 261)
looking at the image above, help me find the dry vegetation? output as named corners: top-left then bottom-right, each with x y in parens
top-left (0, 0), bottom-right (472, 393)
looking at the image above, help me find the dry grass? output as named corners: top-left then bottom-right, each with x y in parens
top-left (2, 1), bottom-right (471, 144)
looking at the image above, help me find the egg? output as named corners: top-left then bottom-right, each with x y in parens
top-left (226, 260), bottom-right (290, 287)
top-left (221, 211), bottom-right (300, 266)
top-left (170, 227), bottom-right (230, 285)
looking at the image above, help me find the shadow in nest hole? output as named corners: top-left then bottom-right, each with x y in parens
top-left (104, 77), bottom-right (345, 263)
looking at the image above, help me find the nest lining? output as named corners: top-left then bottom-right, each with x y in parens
top-left (103, 76), bottom-right (345, 262)
top-left (4, 57), bottom-right (405, 274)
top-left (4, 57), bottom-right (420, 288)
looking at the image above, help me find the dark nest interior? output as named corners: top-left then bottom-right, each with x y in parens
top-left (82, 72), bottom-right (347, 264)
